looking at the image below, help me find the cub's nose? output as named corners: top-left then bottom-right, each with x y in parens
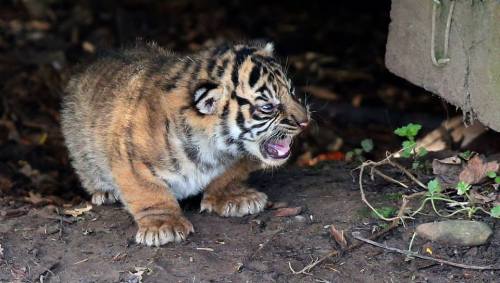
top-left (299, 120), bottom-right (309, 129)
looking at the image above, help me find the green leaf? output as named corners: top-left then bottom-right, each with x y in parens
top-left (371, 206), bottom-right (397, 219)
top-left (360, 139), bottom-right (374, 153)
top-left (491, 205), bottom-right (500, 218)
top-left (417, 147), bottom-right (428, 157)
top-left (495, 176), bottom-right (500, 184)
top-left (394, 123), bottom-right (422, 139)
top-left (354, 148), bottom-right (363, 156)
top-left (345, 151), bottom-right (354, 160)
top-left (412, 161), bottom-right (421, 170)
top-left (427, 179), bottom-right (441, 195)
top-left (456, 181), bottom-right (471, 195)
top-left (486, 171), bottom-right (497, 178)
top-left (401, 140), bottom-right (416, 158)
top-left (459, 150), bottom-right (473, 160)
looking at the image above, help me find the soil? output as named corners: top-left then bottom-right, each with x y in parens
top-left (1, 163), bottom-right (499, 282)
top-left (1, 1), bottom-right (499, 282)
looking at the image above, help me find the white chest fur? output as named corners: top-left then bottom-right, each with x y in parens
top-left (158, 164), bottom-right (227, 200)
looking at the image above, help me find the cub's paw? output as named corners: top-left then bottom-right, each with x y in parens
top-left (135, 214), bottom-right (194, 247)
top-left (91, 191), bottom-right (119, 206)
top-left (200, 188), bottom-right (268, 217)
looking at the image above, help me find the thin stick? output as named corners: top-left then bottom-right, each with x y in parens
top-left (387, 159), bottom-right (427, 189)
top-left (371, 167), bottom-right (409, 189)
top-left (352, 232), bottom-right (500, 270)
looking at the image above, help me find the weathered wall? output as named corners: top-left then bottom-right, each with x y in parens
top-left (386, 0), bottom-right (500, 132)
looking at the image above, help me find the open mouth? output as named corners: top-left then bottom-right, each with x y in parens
top-left (261, 136), bottom-right (292, 159)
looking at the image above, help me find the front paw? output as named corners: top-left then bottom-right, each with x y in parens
top-left (200, 187), bottom-right (268, 217)
top-left (135, 213), bottom-right (194, 247)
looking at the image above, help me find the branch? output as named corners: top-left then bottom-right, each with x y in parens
top-left (352, 232), bottom-right (500, 270)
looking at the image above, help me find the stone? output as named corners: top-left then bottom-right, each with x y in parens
top-left (416, 220), bottom-right (493, 246)
top-left (386, 0), bottom-right (500, 131)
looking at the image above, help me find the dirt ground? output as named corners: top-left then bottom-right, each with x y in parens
top-left (1, 162), bottom-right (499, 282)
top-left (1, 1), bottom-right (499, 282)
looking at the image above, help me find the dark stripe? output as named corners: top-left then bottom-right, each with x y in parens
top-left (144, 161), bottom-right (158, 178)
top-left (256, 86), bottom-right (271, 99)
top-left (236, 109), bottom-right (247, 131)
top-left (221, 100), bottom-right (230, 118)
top-left (216, 59), bottom-right (229, 79)
top-left (255, 95), bottom-right (269, 102)
top-left (231, 47), bottom-right (256, 88)
top-left (193, 82), bottom-right (218, 104)
top-left (248, 64), bottom-right (261, 87)
top-left (163, 61), bottom-right (190, 92)
top-left (280, 118), bottom-right (295, 127)
top-left (255, 116), bottom-right (279, 136)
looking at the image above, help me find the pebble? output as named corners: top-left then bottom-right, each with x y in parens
top-left (416, 220), bottom-right (493, 246)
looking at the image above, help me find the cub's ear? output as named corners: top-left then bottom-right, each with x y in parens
top-left (263, 42), bottom-right (274, 55)
top-left (193, 82), bottom-right (223, 115)
top-left (254, 41), bottom-right (274, 57)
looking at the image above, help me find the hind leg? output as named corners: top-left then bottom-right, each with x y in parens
top-left (91, 191), bottom-right (119, 205)
top-left (74, 164), bottom-right (120, 206)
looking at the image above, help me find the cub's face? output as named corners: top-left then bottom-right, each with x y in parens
top-left (228, 44), bottom-right (310, 167)
top-left (193, 43), bottom-right (310, 167)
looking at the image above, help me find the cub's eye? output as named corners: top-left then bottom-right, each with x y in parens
top-left (259, 103), bottom-right (275, 113)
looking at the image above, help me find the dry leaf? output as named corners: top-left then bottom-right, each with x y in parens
top-left (63, 203), bottom-right (93, 217)
top-left (459, 155), bottom-right (499, 185)
top-left (24, 191), bottom-right (45, 205)
top-left (273, 207), bottom-right (302, 217)
top-left (329, 225), bottom-right (348, 249)
top-left (469, 189), bottom-right (497, 204)
top-left (123, 267), bottom-right (151, 283)
top-left (432, 156), bottom-right (463, 188)
top-left (267, 201), bottom-right (289, 210)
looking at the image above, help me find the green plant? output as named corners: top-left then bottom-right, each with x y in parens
top-left (491, 205), bottom-right (500, 218)
top-left (459, 150), bottom-right (474, 161)
top-left (371, 206), bottom-right (397, 219)
top-left (455, 181), bottom-right (471, 196)
top-left (346, 138), bottom-right (374, 162)
top-left (486, 171), bottom-right (500, 184)
top-left (394, 123), bottom-right (427, 163)
top-left (411, 178), bottom-right (498, 219)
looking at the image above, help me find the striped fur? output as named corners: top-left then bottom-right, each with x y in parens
top-left (61, 42), bottom-right (309, 246)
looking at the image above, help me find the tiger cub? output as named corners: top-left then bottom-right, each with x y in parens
top-left (61, 42), bottom-right (309, 246)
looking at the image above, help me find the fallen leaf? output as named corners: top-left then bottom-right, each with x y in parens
top-left (273, 207), bottom-right (302, 217)
top-left (469, 189), bottom-right (497, 204)
top-left (329, 225), bottom-right (348, 249)
top-left (267, 201), bottom-right (289, 210)
top-left (123, 267), bottom-right (151, 283)
top-left (432, 156), bottom-right (463, 188)
top-left (459, 155), bottom-right (499, 185)
top-left (425, 247), bottom-right (433, 255)
top-left (24, 191), bottom-right (45, 205)
top-left (298, 151), bottom-right (345, 166)
top-left (63, 203), bottom-right (93, 217)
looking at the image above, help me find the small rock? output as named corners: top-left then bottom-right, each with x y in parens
top-left (294, 215), bottom-right (306, 222)
top-left (416, 220), bottom-right (493, 246)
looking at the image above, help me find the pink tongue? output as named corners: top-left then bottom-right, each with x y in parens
top-left (268, 137), bottom-right (291, 157)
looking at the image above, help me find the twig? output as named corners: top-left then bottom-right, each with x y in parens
top-left (387, 159), bottom-right (427, 190)
top-left (371, 167), bottom-right (409, 189)
top-left (352, 232), bottom-right (500, 270)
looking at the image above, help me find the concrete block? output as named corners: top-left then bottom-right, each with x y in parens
top-left (385, 0), bottom-right (500, 131)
